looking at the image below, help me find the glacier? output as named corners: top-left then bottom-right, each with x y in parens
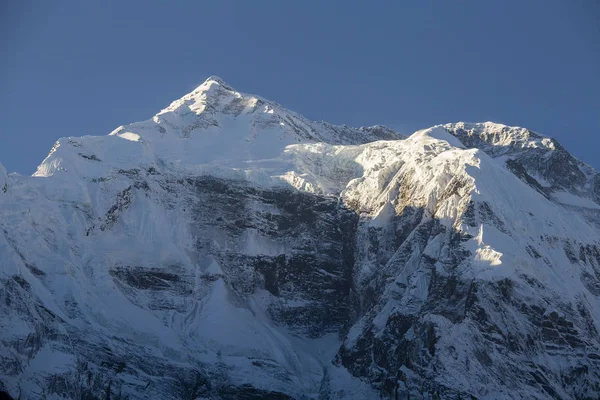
top-left (1, 76), bottom-right (600, 399)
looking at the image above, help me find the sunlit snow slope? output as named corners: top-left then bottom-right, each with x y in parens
top-left (1, 77), bottom-right (600, 400)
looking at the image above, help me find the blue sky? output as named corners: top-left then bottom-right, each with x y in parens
top-left (1, 0), bottom-right (599, 174)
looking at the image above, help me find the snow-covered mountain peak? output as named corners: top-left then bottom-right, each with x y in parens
top-left (443, 121), bottom-right (552, 151)
top-left (442, 121), bottom-right (600, 201)
top-left (184, 75), bottom-right (235, 97)
top-left (36, 77), bottom-right (402, 179)
top-left (202, 74), bottom-right (230, 87)
top-left (5, 79), bottom-right (600, 398)
top-left (159, 75), bottom-right (243, 116)
top-left (187, 74), bottom-right (232, 95)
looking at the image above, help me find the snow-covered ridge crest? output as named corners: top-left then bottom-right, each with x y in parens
top-left (34, 76), bottom-right (401, 180)
top-left (442, 121), bottom-right (600, 209)
top-left (444, 121), bottom-right (555, 151)
top-left (159, 75), bottom-right (250, 115)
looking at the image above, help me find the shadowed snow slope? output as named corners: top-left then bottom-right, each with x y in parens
top-left (1, 77), bottom-right (600, 399)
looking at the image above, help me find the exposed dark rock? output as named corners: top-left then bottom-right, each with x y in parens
top-left (79, 153), bottom-right (102, 161)
top-left (99, 186), bottom-right (133, 231)
top-left (183, 176), bottom-right (359, 337)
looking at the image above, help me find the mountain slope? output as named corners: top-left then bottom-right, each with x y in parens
top-left (331, 127), bottom-right (600, 399)
top-left (1, 77), bottom-right (600, 399)
top-left (33, 76), bottom-right (400, 181)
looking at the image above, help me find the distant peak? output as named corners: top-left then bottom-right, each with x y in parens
top-left (194, 75), bottom-right (234, 93)
top-left (441, 121), bottom-right (558, 153)
top-left (204, 75), bottom-right (229, 86)
top-left (443, 121), bottom-right (545, 137)
top-left (156, 75), bottom-right (239, 116)
top-left (444, 121), bottom-right (513, 131)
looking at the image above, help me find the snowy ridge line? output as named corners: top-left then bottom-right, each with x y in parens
top-left (1, 76), bottom-right (600, 399)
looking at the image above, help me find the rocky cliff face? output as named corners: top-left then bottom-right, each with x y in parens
top-left (1, 78), bottom-right (599, 399)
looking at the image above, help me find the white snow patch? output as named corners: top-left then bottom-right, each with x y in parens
top-left (423, 126), bottom-right (466, 148)
top-left (552, 191), bottom-right (600, 209)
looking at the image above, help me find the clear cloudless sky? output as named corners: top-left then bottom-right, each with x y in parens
top-left (1, 0), bottom-right (599, 174)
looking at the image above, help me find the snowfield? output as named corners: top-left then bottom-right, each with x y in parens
top-left (1, 77), bottom-right (600, 399)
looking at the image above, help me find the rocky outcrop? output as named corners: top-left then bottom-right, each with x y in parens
top-left (445, 122), bottom-right (596, 200)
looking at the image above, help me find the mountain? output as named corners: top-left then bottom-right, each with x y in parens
top-left (1, 77), bottom-right (599, 400)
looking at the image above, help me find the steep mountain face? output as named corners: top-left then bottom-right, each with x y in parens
top-left (1, 77), bottom-right (600, 400)
top-left (444, 122), bottom-right (600, 207)
top-left (334, 129), bottom-right (600, 399)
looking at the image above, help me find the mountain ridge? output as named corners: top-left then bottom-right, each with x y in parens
top-left (1, 77), bottom-right (600, 399)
